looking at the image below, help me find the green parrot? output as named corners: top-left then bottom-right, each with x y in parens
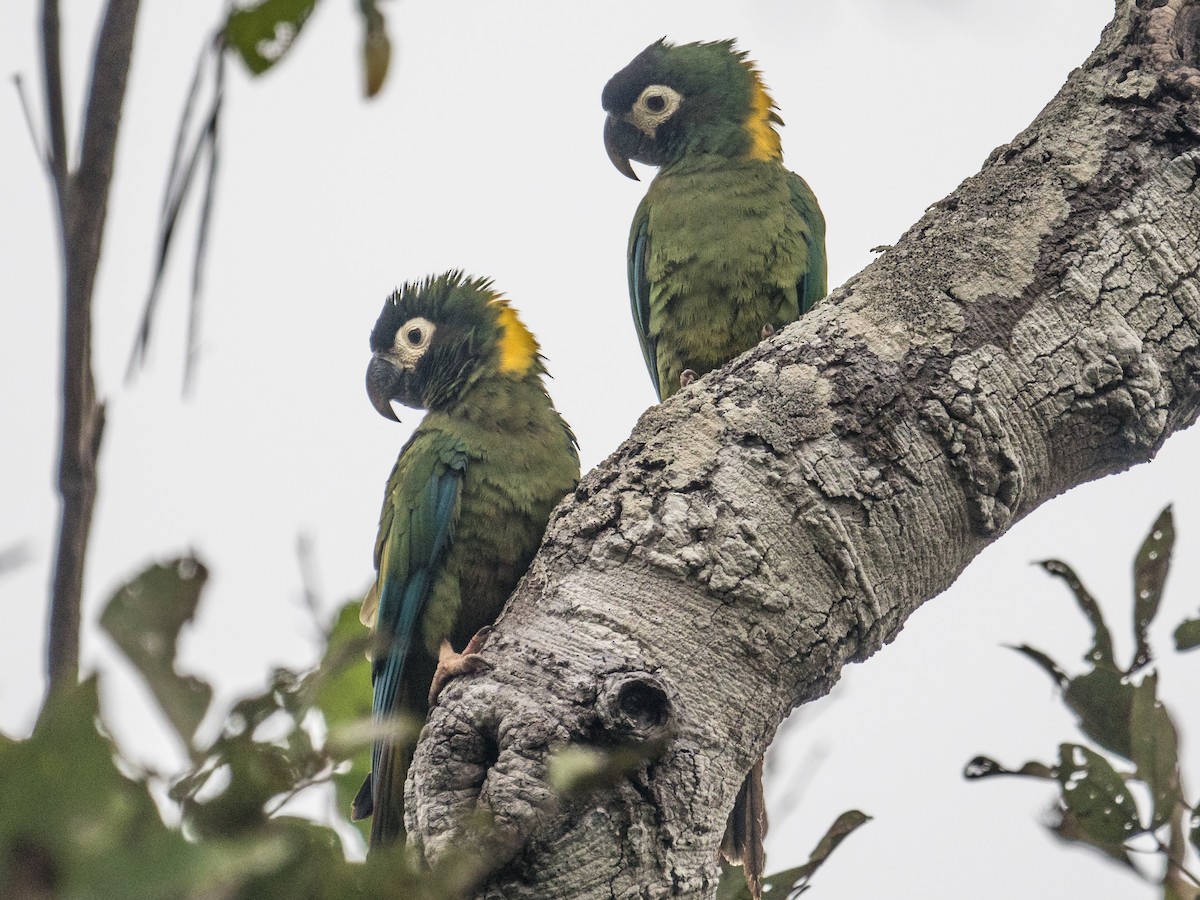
top-left (352, 272), bottom-right (580, 849)
top-left (602, 38), bottom-right (828, 401)
top-left (602, 39), bottom-right (828, 896)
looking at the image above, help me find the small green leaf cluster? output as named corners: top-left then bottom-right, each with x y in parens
top-left (224, 0), bottom-right (391, 97)
top-left (966, 507), bottom-right (1200, 897)
top-left (0, 557), bottom-right (456, 899)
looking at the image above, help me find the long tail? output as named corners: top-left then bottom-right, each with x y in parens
top-left (720, 757), bottom-right (767, 900)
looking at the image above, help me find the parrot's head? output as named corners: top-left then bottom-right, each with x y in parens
top-left (366, 271), bottom-right (542, 419)
top-left (601, 38), bottom-right (783, 179)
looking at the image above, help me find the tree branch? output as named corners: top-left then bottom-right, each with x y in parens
top-left (408, 0), bottom-right (1200, 894)
top-left (45, 0), bottom-right (143, 698)
top-left (40, 0), bottom-right (67, 193)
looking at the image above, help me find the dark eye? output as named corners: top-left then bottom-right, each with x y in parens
top-left (644, 93), bottom-right (666, 113)
top-left (406, 327), bottom-right (423, 345)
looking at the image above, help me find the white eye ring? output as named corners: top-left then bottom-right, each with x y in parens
top-left (629, 84), bottom-right (682, 137)
top-left (397, 317), bottom-right (434, 350)
top-left (391, 316), bottom-right (435, 366)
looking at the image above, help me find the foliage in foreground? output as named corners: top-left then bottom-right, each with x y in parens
top-left (967, 506), bottom-right (1200, 899)
top-left (0, 554), bottom-right (866, 898)
top-left (0, 557), bottom-right (457, 899)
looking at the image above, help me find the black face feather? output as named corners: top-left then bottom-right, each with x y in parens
top-left (602, 38), bottom-right (761, 173)
top-left (601, 39), bottom-right (668, 114)
top-left (366, 272), bottom-right (510, 417)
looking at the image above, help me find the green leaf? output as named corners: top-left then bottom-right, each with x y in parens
top-left (1038, 559), bottom-right (1116, 670)
top-left (1130, 505), bottom-right (1174, 673)
top-left (1008, 643), bottom-right (1068, 688)
top-left (548, 740), bottom-right (665, 799)
top-left (716, 810), bottom-right (871, 899)
top-left (0, 680), bottom-right (283, 899)
top-left (783, 809), bottom-right (872, 885)
top-left (1010, 646), bottom-right (1137, 761)
top-left (1062, 667), bottom-right (1134, 760)
top-left (1053, 743), bottom-right (1142, 846)
top-left (963, 755), bottom-right (1055, 780)
top-left (1174, 616), bottom-right (1200, 651)
top-left (312, 602), bottom-right (373, 734)
top-left (224, 0), bottom-right (319, 76)
top-left (1052, 809), bottom-right (1137, 870)
top-left (358, 0), bottom-right (391, 97)
top-left (99, 556), bottom-right (213, 743)
top-left (1128, 673), bottom-right (1181, 830)
top-left (310, 601), bottom-right (373, 835)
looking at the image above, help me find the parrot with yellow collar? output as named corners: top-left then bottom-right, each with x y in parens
top-left (603, 38), bottom-right (827, 400)
top-left (353, 272), bottom-right (580, 849)
top-left (603, 39), bottom-right (828, 897)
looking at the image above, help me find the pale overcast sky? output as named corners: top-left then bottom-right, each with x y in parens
top-left (3, 1), bottom-right (1196, 896)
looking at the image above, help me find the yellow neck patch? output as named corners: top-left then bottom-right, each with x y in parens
top-left (741, 61), bottom-right (783, 162)
top-left (492, 300), bottom-right (540, 375)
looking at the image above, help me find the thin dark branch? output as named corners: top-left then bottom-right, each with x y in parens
top-left (12, 74), bottom-right (49, 170)
top-left (76, 0), bottom-right (141, 210)
top-left (160, 42), bottom-right (211, 225)
top-left (126, 114), bottom-right (211, 379)
top-left (183, 51), bottom-right (224, 395)
top-left (46, 0), bottom-right (143, 698)
top-left (127, 35), bottom-right (223, 384)
top-left (40, 0), bottom-right (67, 194)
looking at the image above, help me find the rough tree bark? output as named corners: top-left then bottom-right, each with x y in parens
top-left (410, 2), bottom-right (1200, 895)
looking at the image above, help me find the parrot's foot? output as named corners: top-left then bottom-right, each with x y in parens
top-left (760, 322), bottom-right (776, 341)
top-left (428, 627), bottom-right (493, 706)
top-left (679, 369), bottom-right (699, 390)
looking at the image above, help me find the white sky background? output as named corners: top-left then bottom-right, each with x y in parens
top-left (2, 0), bottom-right (1198, 896)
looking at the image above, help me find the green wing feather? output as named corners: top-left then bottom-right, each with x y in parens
top-left (364, 434), bottom-right (467, 844)
top-left (789, 171), bottom-right (827, 314)
top-left (627, 203), bottom-right (661, 399)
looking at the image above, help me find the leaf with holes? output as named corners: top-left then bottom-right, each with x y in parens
top-left (1053, 743), bottom-right (1142, 846)
top-left (225, 0), bottom-right (319, 75)
top-left (1131, 506), bottom-right (1174, 674)
top-left (1008, 643), bottom-right (1068, 688)
top-left (99, 556), bottom-right (212, 743)
top-left (1062, 667), bottom-right (1134, 761)
top-left (1011, 651), bottom-right (1136, 760)
top-left (1129, 672), bottom-right (1181, 830)
top-left (963, 755), bottom-right (1055, 781)
top-left (1039, 559), bottom-right (1117, 670)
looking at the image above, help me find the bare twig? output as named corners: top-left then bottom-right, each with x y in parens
top-left (40, 0), bottom-right (67, 193)
top-left (44, 0), bottom-right (144, 699)
top-left (12, 75), bottom-right (49, 168)
top-left (183, 47), bottom-right (225, 395)
top-left (127, 32), bottom-right (225, 390)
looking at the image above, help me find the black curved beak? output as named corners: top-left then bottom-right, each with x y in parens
top-left (366, 355), bottom-right (402, 421)
top-left (603, 114), bottom-right (639, 181)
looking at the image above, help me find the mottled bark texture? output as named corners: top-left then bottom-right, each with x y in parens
top-left (410, 2), bottom-right (1200, 895)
